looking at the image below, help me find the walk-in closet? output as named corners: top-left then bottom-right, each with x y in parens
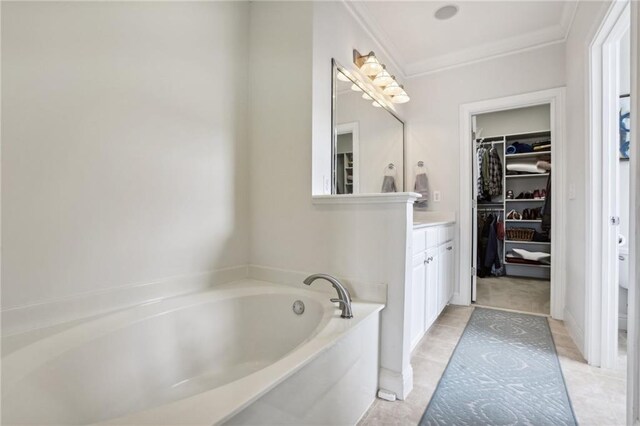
top-left (472, 105), bottom-right (552, 315)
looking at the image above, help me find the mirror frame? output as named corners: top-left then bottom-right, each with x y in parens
top-left (331, 58), bottom-right (406, 194)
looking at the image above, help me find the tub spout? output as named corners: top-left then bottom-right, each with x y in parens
top-left (303, 274), bottom-right (353, 319)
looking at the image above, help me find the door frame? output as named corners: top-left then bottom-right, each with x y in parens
top-left (585, 0), bottom-right (629, 371)
top-left (628, 2), bottom-right (638, 422)
top-left (336, 122), bottom-right (360, 193)
top-left (456, 88), bottom-right (566, 320)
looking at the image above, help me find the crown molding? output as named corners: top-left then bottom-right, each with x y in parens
top-left (341, 0), bottom-right (408, 79)
top-left (346, 1), bottom-right (580, 79)
top-left (404, 24), bottom-right (567, 78)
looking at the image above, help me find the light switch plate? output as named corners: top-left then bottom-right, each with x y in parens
top-left (433, 191), bottom-right (441, 202)
top-left (568, 183), bottom-right (575, 200)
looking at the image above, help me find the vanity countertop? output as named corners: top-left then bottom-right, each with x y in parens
top-left (413, 220), bottom-right (455, 229)
top-left (412, 211), bottom-right (456, 229)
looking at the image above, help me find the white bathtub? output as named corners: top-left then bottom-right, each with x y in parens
top-left (2, 280), bottom-right (383, 425)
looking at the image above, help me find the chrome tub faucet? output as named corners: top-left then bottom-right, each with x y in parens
top-left (303, 273), bottom-right (353, 319)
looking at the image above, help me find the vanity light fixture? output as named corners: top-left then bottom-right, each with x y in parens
top-left (392, 91), bottom-right (410, 104)
top-left (383, 81), bottom-right (404, 96)
top-left (372, 67), bottom-right (394, 87)
top-left (353, 49), bottom-right (410, 105)
top-left (353, 50), bottom-right (383, 76)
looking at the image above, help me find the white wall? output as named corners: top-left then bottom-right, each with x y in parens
top-left (476, 105), bottom-right (551, 138)
top-left (405, 43), bottom-right (565, 215)
top-left (2, 2), bottom-right (250, 326)
top-left (311, 1), bottom-right (407, 195)
top-left (564, 0), bottom-right (612, 351)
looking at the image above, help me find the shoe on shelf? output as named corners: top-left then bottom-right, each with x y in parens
top-left (506, 190), bottom-right (514, 199)
top-left (533, 190), bottom-right (541, 199)
top-left (540, 189), bottom-right (547, 199)
top-left (524, 191), bottom-right (533, 199)
top-left (507, 209), bottom-right (522, 220)
top-left (522, 209), bottom-right (530, 220)
top-left (516, 192), bottom-right (525, 199)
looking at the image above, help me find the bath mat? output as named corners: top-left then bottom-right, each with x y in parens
top-left (419, 308), bottom-right (576, 426)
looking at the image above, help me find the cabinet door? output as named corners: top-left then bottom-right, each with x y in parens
top-left (424, 247), bottom-right (439, 330)
top-left (437, 245), bottom-right (448, 314)
top-left (410, 253), bottom-right (426, 350)
top-left (445, 243), bottom-right (455, 302)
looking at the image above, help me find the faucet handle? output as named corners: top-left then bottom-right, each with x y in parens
top-left (330, 298), bottom-right (348, 305)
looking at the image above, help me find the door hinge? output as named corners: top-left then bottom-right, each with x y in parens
top-left (471, 267), bottom-right (476, 276)
top-left (472, 199), bottom-right (477, 208)
top-left (610, 216), bottom-right (620, 226)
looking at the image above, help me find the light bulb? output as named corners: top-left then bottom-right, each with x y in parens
top-left (350, 84), bottom-right (362, 92)
top-left (362, 92), bottom-right (373, 101)
top-left (392, 91), bottom-right (410, 104)
top-left (373, 69), bottom-right (394, 87)
top-left (383, 81), bottom-right (403, 96)
top-left (359, 54), bottom-right (383, 76)
top-left (372, 101), bottom-right (382, 108)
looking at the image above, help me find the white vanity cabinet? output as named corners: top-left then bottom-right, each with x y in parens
top-left (410, 223), bottom-right (456, 350)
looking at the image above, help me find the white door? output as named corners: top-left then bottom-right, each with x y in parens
top-left (411, 252), bottom-right (426, 349)
top-left (425, 247), bottom-right (439, 328)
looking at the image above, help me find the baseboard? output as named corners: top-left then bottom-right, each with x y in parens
top-left (563, 307), bottom-right (586, 357)
top-left (379, 365), bottom-right (413, 401)
top-left (2, 265), bottom-right (248, 336)
top-left (248, 264), bottom-right (387, 304)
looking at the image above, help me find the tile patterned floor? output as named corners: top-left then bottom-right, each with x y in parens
top-left (476, 276), bottom-right (550, 315)
top-left (359, 305), bottom-right (627, 426)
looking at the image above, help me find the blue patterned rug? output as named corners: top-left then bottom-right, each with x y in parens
top-left (419, 308), bottom-right (577, 426)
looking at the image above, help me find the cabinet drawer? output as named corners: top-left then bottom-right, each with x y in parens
top-left (425, 227), bottom-right (439, 249)
top-left (413, 229), bottom-right (426, 254)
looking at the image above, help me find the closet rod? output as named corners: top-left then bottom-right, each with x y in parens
top-left (476, 140), bottom-right (505, 145)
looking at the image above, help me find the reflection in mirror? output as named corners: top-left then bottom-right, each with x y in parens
top-left (332, 62), bottom-right (404, 194)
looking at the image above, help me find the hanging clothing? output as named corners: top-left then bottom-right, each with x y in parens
top-left (541, 172), bottom-right (552, 236)
top-left (476, 146), bottom-right (487, 201)
top-left (476, 145), bottom-right (503, 200)
top-left (481, 148), bottom-right (491, 194)
top-left (487, 146), bottom-right (503, 196)
top-left (484, 215), bottom-right (501, 270)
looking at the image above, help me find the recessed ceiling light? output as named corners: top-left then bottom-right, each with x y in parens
top-left (434, 4), bottom-right (459, 20)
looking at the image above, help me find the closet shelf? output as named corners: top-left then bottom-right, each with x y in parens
top-left (505, 199), bottom-right (545, 203)
top-left (504, 262), bottom-right (551, 269)
top-left (505, 173), bottom-right (549, 179)
top-left (505, 150), bottom-right (551, 158)
top-left (505, 219), bottom-right (542, 223)
top-left (505, 240), bottom-right (550, 245)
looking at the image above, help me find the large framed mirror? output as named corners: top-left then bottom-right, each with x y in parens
top-left (331, 59), bottom-right (405, 194)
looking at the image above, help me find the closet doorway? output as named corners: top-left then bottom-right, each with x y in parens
top-left (472, 106), bottom-right (552, 315)
top-left (458, 88), bottom-right (566, 320)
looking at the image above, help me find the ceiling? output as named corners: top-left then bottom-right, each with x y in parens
top-left (346, 1), bottom-right (578, 78)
